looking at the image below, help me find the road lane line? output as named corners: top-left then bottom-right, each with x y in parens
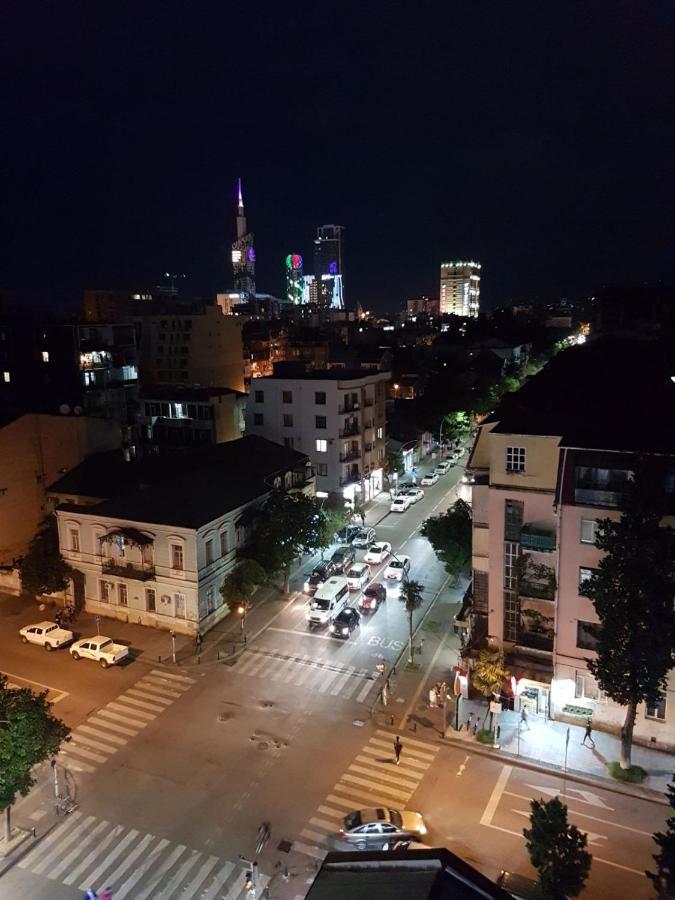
top-left (267, 626), bottom-right (333, 640)
top-left (504, 792), bottom-right (652, 835)
top-left (593, 857), bottom-right (647, 876)
top-left (480, 765), bottom-right (513, 827)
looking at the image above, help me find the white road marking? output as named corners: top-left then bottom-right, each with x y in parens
top-left (309, 817), bottom-right (339, 832)
top-left (135, 678), bottom-right (182, 697)
top-left (317, 805), bottom-right (343, 819)
top-left (332, 783), bottom-right (405, 808)
top-left (300, 828), bottom-right (327, 843)
top-left (155, 847), bottom-right (201, 899)
top-left (356, 680), bottom-right (374, 702)
top-left (293, 842), bottom-right (326, 860)
top-left (480, 765), bottom-right (513, 827)
top-left (107, 700), bottom-right (156, 720)
top-left (354, 754), bottom-right (423, 782)
top-left (58, 753), bottom-right (96, 773)
top-left (112, 837), bottom-right (170, 899)
top-left (77, 828), bottom-right (139, 889)
top-left (73, 726), bottom-right (127, 748)
top-left (330, 666), bottom-right (357, 696)
top-left (523, 783), bottom-right (614, 810)
top-left (347, 763), bottom-right (418, 790)
top-left (47, 819), bottom-right (110, 880)
top-left (267, 626), bottom-right (333, 640)
top-left (360, 744), bottom-right (430, 771)
top-left (125, 688), bottom-right (173, 706)
top-left (181, 854), bottom-right (220, 900)
top-left (63, 743), bottom-right (108, 763)
top-left (87, 715), bottom-right (139, 736)
top-left (0, 670), bottom-right (69, 703)
top-left (506, 792), bottom-right (652, 836)
top-left (131, 844), bottom-right (187, 900)
top-left (149, 668), bottom-right (195, 684)
top-left (97, 708), bottom-right (150, 729)
top-left (197, 862), bottom-right (236, 900)
top-left (33, 814), bottom-right (95, 875)
top-left (64, 823), bottom-right (124, 884)
top-left (375, 729), bottom-right (439, 755)
top-left (340, 773), bottom-right (410, 801)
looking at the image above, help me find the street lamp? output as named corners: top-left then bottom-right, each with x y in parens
top-left (238, 602), bottom-right (250, 643)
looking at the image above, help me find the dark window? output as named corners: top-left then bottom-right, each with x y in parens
top-left (472, 571), bottom-right (488, 614)
top-left (254, 390), bottom-right (264, 403)
top-left (282, 391), bottom-right (293, 404)
top-left (504, 499), bottom-right (524, 541)
top-left (317, 462), bottom-right (328, 476)
top-left (315, 415), bottom-right (327, 429)
top-left (315, 391), bottom-right (326, 405)
top-left (646, 696), bottom-right (667, 720)
top-left (576, 620), bottom-right (600, 651)
top-left (284, 437), bottom-right (294, 448)
top-left (283, 414), bottom-right (293, 427)
top-left (254, 413), bottom-right (264, 426)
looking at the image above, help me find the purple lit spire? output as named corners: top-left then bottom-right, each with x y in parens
top-left (237, 177), bottom-right (244, 210)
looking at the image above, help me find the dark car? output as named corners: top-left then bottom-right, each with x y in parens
top-left (335, 525), bottom-right (361, 545)
top-left (303, 560), bottom-right (338, 594)
top-left (358, 582), bottom-right (386, 613)
top-left (329, 607), bottom-right (361, 639)
top-left (331, 546), bottom-right (356, 572)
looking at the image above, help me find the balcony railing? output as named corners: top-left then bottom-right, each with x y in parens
top-left (574, 488), bottom-right (622, 508)
top-left (516, 630), bottom-right (554, 653)
top-left (340, 450), bottom-right (362, 462)
top-left (520, 526), bottom-right (556, 552)
top-left (102, 558), bottom-right (155, 581)
top-left (338, 403), bottom-right (360, 414)
top-left (339, 425), bottom-right (360, 438)
top-left (363, 398), bottom-right (374, 407)
top-left (340, 473), bottom-right (361, 487)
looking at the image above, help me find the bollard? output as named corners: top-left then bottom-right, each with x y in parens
top-left (198, 655), bottom-right (201, 665)
top-left (389, 714), bottom-right (394, 726)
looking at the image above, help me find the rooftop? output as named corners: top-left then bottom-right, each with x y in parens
top-left (139, 385), bottom-right (247, 400)
top-left (265, 365), bottom-right (389, 382)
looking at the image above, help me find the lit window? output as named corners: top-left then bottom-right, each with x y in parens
top-left (646, 696), bottom-right (667, 720)
top-left (580, 518), bottom-right (598, 544)
top-left (578, 567), bottom-right (595, 591)
top-left (377, 427), bottom-right (383, 440)
top-left (2, 371), bottom-right (10, 383)
top-left (574, 671), bottom-right (601, 701)
top-left (69, 529), bottom-right (80, 553)
top-left (506, 447), bottom-right (526, 472)
top-left (316, 439), bottom-right (327, 453)
top-left (42, 351), bottom-right (49, 363)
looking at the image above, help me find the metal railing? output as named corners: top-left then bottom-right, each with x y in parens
top-left (102, 558), bottom-right (155, 581)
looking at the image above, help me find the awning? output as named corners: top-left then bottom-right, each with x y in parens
top-left (104, 527), bottom-right (154, 547)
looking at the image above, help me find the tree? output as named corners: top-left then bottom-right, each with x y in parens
top-left (249, 492), bottom-right (325, 594)
top-left (581, 468), bottom-right (675, 769)
top-left (220, 559), bottom-right (267, 608)
top-left (19, 515), bottom-right (72, 597)
top-left (0, 675), bottom-right (70, 842)
top-left (420, 499), bottom-right (472, 584)
top-left (471, 647), bottom-right (509, 726)
top-left (317, 496), bottom-right (350, 556)
top-left (441, 411), bottom-right (471, 445)
top-left (398, 579), bottom-right (425, 665)
top-left (647, 782), bottom-right (675, 897)
top-left (524, 797), bottom-right (592, 899)
top-left (386, 446), bottom-right (404, 480)
top-left (351, 496), bottom-right (366, 526)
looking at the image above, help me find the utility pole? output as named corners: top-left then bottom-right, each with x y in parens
top-left (170, 630), bottom-right (176, 665)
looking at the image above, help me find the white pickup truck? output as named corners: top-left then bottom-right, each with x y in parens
top-left (70, 635), bottom-right (129, 668)
top-left (20, 621), bottom-right (74, 651)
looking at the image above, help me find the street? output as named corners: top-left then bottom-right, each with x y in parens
top-left (0, 454), bottom-right (667, 900)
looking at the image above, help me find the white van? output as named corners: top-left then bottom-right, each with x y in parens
top-left (346, 562), bottom-right (370, 591)
top-left (306, 577), bottom-right (349, 627)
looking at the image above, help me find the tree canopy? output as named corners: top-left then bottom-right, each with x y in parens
top-left (398, 578), bottom-right (425, 665)
top-left (523, 797), bottom-right (592, 899)
top-left (421, 499), bottom-right (472, 583)
top-left (471, 647), bottom-right (509, 700)
top-left (19, 515), bottom-right (72, 596)
top-left (581, 467), bottom-right (675, 768)
top-left (220, 559), bottom-right (267, 607)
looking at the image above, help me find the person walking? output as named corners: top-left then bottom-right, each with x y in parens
top-left (393, 735), bottom-right (403, 765)
top-left (581, 718), bottom-right (596, 748)
top-left (83, 890), bottom-right (97, 900)
top-left (195, 632), bottom-right (203, 652)
top-left (100, 888), bottom-right (113, 900)
top-left (520, 706), bottom-right (530, 731)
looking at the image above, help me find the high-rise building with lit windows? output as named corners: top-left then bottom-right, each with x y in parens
top-left (231, 178), bottom-right (256, 301)
top-left (439, 261), bottom-right (481, 318)
top-left (314, 225), bottom-right (344, 309)
top-left (285, 253), bottom-right (303, 304)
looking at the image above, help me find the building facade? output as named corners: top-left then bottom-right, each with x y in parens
top-left (231, 178), bottom-right (256, 301)
top-left (314, 225), bottom-right (345, 310)
top-left (439, 261), bottom-right (481, 318)
top-left (138, 386), bottom-right (245, 449)
top-left (245, 367), bottom-right (389, 502)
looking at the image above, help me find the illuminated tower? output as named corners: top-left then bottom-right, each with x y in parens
top-left (314, 224), bottom-right (344, 309)
top-left (285, 253), bottom-right (304, 304)
top-left (231, 178), bottom-right (256, 300)
top-left (439, 261), bottom-right (481, 317)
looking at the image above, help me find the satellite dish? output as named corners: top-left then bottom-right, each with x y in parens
top-left (74, 406), bottom-right (83, 415)
top-left (59, 404), bottom-right (70, 415)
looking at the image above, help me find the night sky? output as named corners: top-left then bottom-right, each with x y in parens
top-left (2, 2), bottom-right (673, 313)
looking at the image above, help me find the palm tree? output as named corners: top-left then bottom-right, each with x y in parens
top-left (398, 578), bottom-right (425, 665)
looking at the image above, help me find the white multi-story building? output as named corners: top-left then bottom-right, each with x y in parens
top-left (439, 261), bottom-right (481, 318)
top-left (245, 367), bottom-right (389, 502)
top-left (51, 436), bottom-right (313, 635)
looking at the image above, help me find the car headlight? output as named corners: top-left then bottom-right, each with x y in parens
top-left (304, 581), bottom-right (310, 591)
top-left (418, 825), bottom-right (427, 835)
top-left (329, 624), bottom-right (336, 632)
top-left (342, 628), bottom-right (349, 635)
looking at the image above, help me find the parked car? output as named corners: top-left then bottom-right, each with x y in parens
top-left (461, 471), bottom-right (476, 484)
top-left (346, 562), bottom-right (370, 591)
top-left (496, 870), bottom-right (540, 900)
top-left (358, 582), bottom-right (386, 612)
top-left (306, 577), bottom-right (350, 627)
top-left (390, 494), bottom-right (411, 513)
top-left (70, 635), bottom-right (129, 668)
top-left (435, 461), bottom-right (451, 475)
top-left (331, 546), bottom-right (356, 572)
top-left (364, 541), bottom-right (391, 564)
top-left (387, 840), bottom-right (432, 851)
top-left (351, 527), bottom-right (376, 549)
top-left (329, 606), bottom-right (361, 639)
top-left (335, 525), bottom-right (361, 545)
top-left (384, 555), bottom-right (410, 581)
top-left (303, 560), bottom-right (338, 594)
top-left (402, 487), bottom-right (425, 503)
top-left (19, 621), bottom-right (73, 651)
top-left (420, 472), bottom-right (439, 486)
top-left (340, 808), bottom-right (427, 849)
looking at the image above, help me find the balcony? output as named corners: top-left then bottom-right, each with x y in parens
top-left (340, 473), bottom-right (361, 487)
top-left (340, 450), bottom-right (362, 463)
top-left (574, 488), bottom-right (622, 508)
top-left (364, 442), bottom-right (373, 452)
top-left (519, 580), bottom-right (555, 601)
top-left (102, 558), bottom-right (155, 581)
top-left (520, 526), bottom-right (556, 552)
top-left (339, 424), bottom-right (360, 438)
top-left (363, 398), bottom-right (374, 407)
top-left (516, 629), bottom-right (554, 653)
top-left (339, 402), bottom-right (360, 414)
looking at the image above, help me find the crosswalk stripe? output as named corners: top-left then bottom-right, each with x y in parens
top-left (47, 819), bottom-right (110, 881)
top-left (223, 870), bottom-right (248, 899)
top-left (317, 805), bottom-right (344, 819)
top-left (156, 847), bottom-right (201, 898)
top-left (131, 844), bottom-right (187, 900)
top-left (59, 752), bottom-right (97, 773)
top-left (309, 817), bottom-right (337, 833)
top-left (339, 773), bottom-right (409, 801)
top-left (112, 837), bottom-right (170, 900)
top-left (300, 828), bottom-right (327, 844)
top-left (87, 715), bottom-right (140, 737)
top-left (64, 742), bottom-right (109, 763)
top-left (375, 729), bottom-right (439, 754)
top-left (294, 657), bottom-right (320, 686)
top-left (72, 728), bottom-right (126, 750)
top-left (330, 666), bottom-right (357, 696)
top-left (108, 700), bottom-right (156, 720)
top-left (125, 688), bottom-right (173, 706)
top-left (32, 814), bottom-right (96, 875)
top-left (198, 861), bottom-right (235, 900)
top-left (118, 693), bottom-right (166, 713)
top-left (367, 737), bottom-right (435, 761)
top-left (64, 824), bottom-right (125, 885)
top-left (267, 655), bottom-right (294, 679)
top-left (282, 653), bottom-right (308, 683)
top-left (293, 842), bottom-right (326, 861)
top-left (341, 673), bottom-right (367, 699)
top-left (243, 653), bottom-right (274, 677)
top-left (326, 794), bottom-right (361, 811)
top-left (18, 812), bottom-right (83, 870)
top-left (360, 744), bottom-right (430, 770)
top-left (347, 763), bottom-right (418, 790)
top-left (99, 831), bottom-right (155, 890)
top-left (234, 651), bottom-right (262, 674)
top-left (97, 708), bottom-right (150, 729)
top-left (149, 668), bottom-right (195, 684)
top-left (356, 680), bottom-right (374, 702)
top-left (316, 666), bottom-right (342, 693)
top-left (332, 783), bottom-right (403, 808)
top-left (181, 854), bottom-right (220, 899)
top-left (78, 828), bottom-right (139, 890)
top-left (135, 679), bottom-right (182, 698)
top-left (354, 755), bottom-right (423, 782)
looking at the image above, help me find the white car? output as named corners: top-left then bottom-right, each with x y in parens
top-left (434, 461), bottom-right (451, 475)
top-left (364, 542), bottom-right (391, 565)
top-left (70, 635), bottom-right (129, 668)
top-left (461, 471), bottom-right (476, 484)
top-left (346, 562), bottom-right (370, 591)
top-left (19, 621), bottom-right (74, 651)
top-left (420, 472), bottom-right (439, 486)
top-left (384, 555), bottom-right (411, 581)
top-left (403, 487), bottom-right (425, 503)
top-left (390, 494), bottom-right (411, 513)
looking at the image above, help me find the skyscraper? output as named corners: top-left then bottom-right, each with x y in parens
top-left (285, 253), bottom-right (303, 304)
top-left (439, 261), bottom-right (481, 317)
top-left (314, 224), bottom-right (344, 309)
top-left (231, 179), bottom-right (256, 300)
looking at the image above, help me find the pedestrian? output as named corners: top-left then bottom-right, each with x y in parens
top-left (520, 707), bottom-right (530, 731)
top-left (393, 735), bottom-right (403, 765)
top-left (83, 890), bottom-right (97, 900)
top-left (462, 712), bottom-right (473, 733)
top-left (428, 686), bottom-right (437, 708)
top-left (581, 718), bottom-right (595, 748)
top-left (100, 888), bottom-right (113, 900)
top-left (195, 632), bottom-right (203, 652)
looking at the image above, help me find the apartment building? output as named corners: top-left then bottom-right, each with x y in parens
top-left (138, 386), bottom-right (245, 450)
top-left (51, 437), bottom-right (313, 635)
top-left (245, 365), bottom-right (389, 502)
top-left (467, 337), bottom-right (675, 750)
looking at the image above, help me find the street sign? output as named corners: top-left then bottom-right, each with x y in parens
top-left (95, 616), bottom-right (100, 623)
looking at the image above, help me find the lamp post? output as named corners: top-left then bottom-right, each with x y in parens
top-left (238, 602), bottom-right (250, 643)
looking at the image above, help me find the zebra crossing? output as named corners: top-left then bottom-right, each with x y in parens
top-left (231, 647), bottom-right (378, 703)
top-left (293, 729), bottom-right (439, 862)
top-left (17, 811), bottom-right (267, 899)
top-left (58, 669), bottom-right (195, 775)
